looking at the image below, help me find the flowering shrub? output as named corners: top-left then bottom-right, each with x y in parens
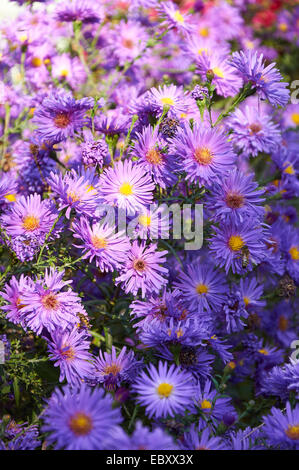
top-left (0, 0), bottom-right (298, 451)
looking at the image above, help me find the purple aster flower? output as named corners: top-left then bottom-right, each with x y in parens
top-left (10, 234), bottom-right (44, 262)
top-left (130, 289), bottom-right (194, 330)
top-left (182, 425), bottom-right (227, 450)
top-left (47, 167), bottom-right (101, 219)
top-left (72, 217), bottom-right (130, 272)
top-left (208, 219), bottom-right (269, 274)
top-left (0, 423), bottom-right (40, 450)
top-left (171, 123), bottom-right (236, 185)
top-left (148, 84), bottom-right (188, 119)
top-left (196, 52), bottom-right (242, 98)
top-left (54, 0), bottom-right (103, 23)
top-left (99, 160), bottom-right (155, 217)
top-left (20, 268), bottom-right (85, 334)
top-left (1, 193), bottom-right (59, 242)
top-left (159, 2), bottom-right (195, 35)
top-left (33, 90), bottom-right (94, 143)
top-left (263, 402), bottom-right (299, 449)
top-left (139, 316), bottom-right (208, 350)
top-left (219, 289), bottom-right (248, 334)
top-left (239, 276), bottom-right (266, 310)
top-left (104, 421), bottom-right (178, 450)
top-left (0, 275), bottom-right (32, 327)
top-left (205, 169), bottom-right (265, 223)
top-left (230, 50), bottom-right (290, 107)
top-left (108, 20), bottom-right (148, 67)
top-left (93, 346), bottom-right (143, 391)
top-left (132, 361), bottom-right (195, 418)
top-left (173, 263), bottom-right (228, 314)
top-left (81, 139), bottom-right (108, 167)
top-left (132, 125), bottom-right (178, 188)
top-left (227, 105), bottom-right (281, 157)
top-left (281, 225), bottom-right (299, 283)
top-left (192, 380), bottom-right (235, 426)
top-left (46, 327), bottom-right (93, 386)
top-left (42, 384), bottom-right (122, 450)
top-left (115, 240), bottom-right (168, 298)
top-left (259, 361), bottom-right (299, 401)
top-left (0, 171), bottom-right (18, 204)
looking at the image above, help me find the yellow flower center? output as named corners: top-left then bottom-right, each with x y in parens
top-left (91, 236), bottom-right (107, 250)
top-left (61, 345), bottom-right (75, 360)
top-left (243, 296), bottom-right (250, 306)
top-left (199, 27), bottom-right (209, 37)
top-left (146, 148), bottom-right (163, 165)
top-left (139, 215), bottom-right (151, 227)
top-left (213, 67), bottom-right (224, 78)
top-left (157, 382), bottom-right (173, 398)
top-left (291, 113), bottom-right (299, 125)
top-left (60, 69), bottom-right (69, 77)
top-left (4, 193), bottom-right (16, 202)
top-left (285, 425), bottom-right (299, 440)
top-left (41, 293), bottom-right (59, 311)
top-left (104, 363), bottom-right (121, 376)
top-left (119, 182), bottom-right (133, 196)
top-left (278, 315), bottom-right (288, 332)
top-left (174, 11), bottom-right (184, 23)
top-left (289, 246), bottom-right (299, 261)
top-left (31, 57), bottom-right (42, 67)
top-left (258, 348), bottom-right (268, 355)
top-left (69, 412), bottom-right (93, 436)
top-left (161, 97), bottom-right (174, 106)
top-left (194, 147), bottom-right (213, 165)
top-left (228, 235), bottom-right (244, 251)
top-left (176, 328), bottom-right (184, 338)
top-left (67, 191), bottom-right (80, 202)
top-left (228, 361), bottom-right (236, 370)
top-left (284, 164), bottom-right (295, 175)
top-left (196, 283), bottom-right (209, 294)
top-left (201, 399), bottom-right (212, 410)
top-left (278, 22), bottom-right (288, 32)
top-left (22, 215), bottom-right (40, 231)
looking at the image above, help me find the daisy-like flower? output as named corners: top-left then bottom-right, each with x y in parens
top-left (263, 402), bottom-right (299, 449)
top-left (33, 90), bottom-right (94, 143)
top-left (159, 1), bottom-right (195, 35)
top-left (282, 225), bottom-right (299, 283)
top-left (0, 171), bottom-right (18, 204)
top-left (230, 50), bottom-right (290, 108)
top-left (42, 384), bottom-right (122, 450)
top-left (115, 240), bottom-right (168, 298)
top-left (171, 123), bottom-right (236, 184)
top-left (205, 169), bottom-right (265, 223)
top-left (109, 20), bottom-right (148, 67)
top-left (132, 361), bottom-right (195, 418)
top-left (93, 346), bottom-right (143, 391)
top-left (100, 160), bottom-right (155, 217)
top-left (148, 84), bottom-right (188, 119)
top-left (72, 217), bottom-right (130, 272)
top-left (54, 0), bottom-right (103, 23)
top-left (0, 275), bottom-right (33, 327)
top-left (192, 380), bottom-right (235, 425)
top-left (182, 425), bottom-right (227, 450)
top-left (20, 268), bottom-right (85, 334)
top-left (47, 167), bottom-right (102, 219)
top-left (47, 328), bottom-right (93, 386)
top-left (196, 52), bottom-right (242, 98)
top-left (132, 125), bottom-right (178, 189)
top-left (208, 219), bottom-right (268, 274)
top-left (227, 105), bottom-right (281, 157)
top-left (1, 193), bottom-right (59, 241)
top-left (173, 263), bottom-right (228, 314)
top-left (105, 421), bottom-right (177, 450)
top-left (51, 54), bottom-right (86, 89)
top-left (239, 277), bottom-right (266, 310)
